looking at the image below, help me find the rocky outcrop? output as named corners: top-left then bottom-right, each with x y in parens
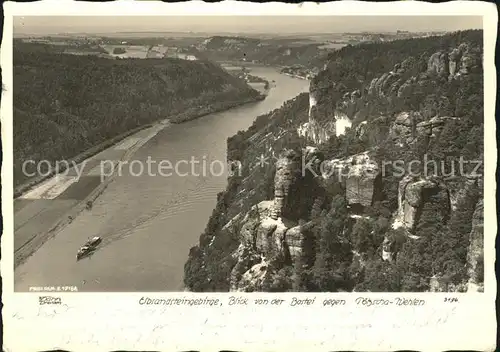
top-left (393, 176), bottom-right (450, 232)
top-left (298, 118), bottom-right (337, 145)
top-left (270, 150), bottom-right (301, 220)
top-left (342, 89), bottom-right (361, 104)
top-left (238, 201), bottom-right (273, 245)
top-left (230, 244), bottom-right (262, 290)
top-left (298, 42), bottom-right (481, 148)
top-left (227, 201), bottom-right (285, 291)
top-left (448, 178), bottom-right (478, 211)
top-left (381, 237), bottom-right (393, 261)
top-left (232, 259), bottom-right (270, 292)
top-left (448, 43), bottom-right (481, 80)
top-left (424, 43), bottom-right (482, 81)
top-left (256, 217), bottom-right (287, 260)
top-left (322, 151), bottom-right (379, 207)
top-left (186, 32), bottom-right (484, 293)
top-left (298, 79), bottom-right (354, 144)
top-left (227, 204), bottom-right (311, 290)
top-left (427, 51), bottom-right (449, 77)
top-left (355, 121), bottom-right (368, 139)
top-left (397, 76), bottom-right (417, 98)
top-left (416, 115), bottom-right (459, 138)
top-left (467, 199), bottom-right (484, 291)
top-left (224, 146), bottom-right (314, 289)
top-left (389, 111), bottom-right (458, 145)
top-left (308, 91), bottom-right (318, 117)
top-left (299, 102), bottom-right (352, 144)
top-left (369, 71), bottom-right (401, 98)
top-left (389, 111), bottom-right (421, 144)
top-left (379, 43), bottom-right (482, 98)
top-left (367, 58), bottom-right (419, 99)
top-left (285, 225), bottom-right (305, 261)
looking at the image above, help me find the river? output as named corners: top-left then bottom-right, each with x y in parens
top-left (14, 66), bottom-right (309, 292)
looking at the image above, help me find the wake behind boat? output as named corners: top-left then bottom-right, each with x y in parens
top-left (76, 236), bottom-right (102, 261)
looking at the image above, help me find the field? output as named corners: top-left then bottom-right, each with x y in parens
top-left (101, 45), bottom-right (150, 58)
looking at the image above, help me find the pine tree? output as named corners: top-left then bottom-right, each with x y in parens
top-left (312, 195), bottom-right (349, 291)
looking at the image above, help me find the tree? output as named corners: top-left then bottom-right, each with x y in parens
top-left (356, 260), bottom-right (401, 292)
top-left (292, 254), bottom-right (312, 291)
top-left (312, 195), bottom-right (351, 291)
top-left (351, 219), bottom-right (373, 255)
top-left (436, 185), bottom-right (479, 283)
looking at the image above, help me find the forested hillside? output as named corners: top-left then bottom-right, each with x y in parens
top-left (195, 36), bottom-right (329, 68)
top-left (185, 30), bottom-right (485, 293)
top-left (14, 43), bottom-right (263, 188)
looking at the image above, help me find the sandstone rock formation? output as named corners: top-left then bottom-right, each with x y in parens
top-left (298, 118), bottom-right (337, 145)
top-left (427, 51), bottom-right (449, 77)
top-left (423, 43), bottom-right (481, 81)
top-left (355, 121), bottom-right (368, 139)
top-left (236, 261), bottom-right (270, 291)
top-left (230, 244), bottom-right (262, 290)
top-left (227, 204), bottom-right (309, 290)
top-left (322, 151), bottom-right (379, 207)
top-left (448, 43), bottom-right (481, 80)
top-left (298, 78), bottom-right (355, 144)
top-left (393, 176), bottom-right (450, 232)
top-left (299, 99), bottom-right (352, 144)
top-left (362, 43), bottom-right (481, 106)
top-left (342, 89), bottom-right (361, 103)
top-left (396, 76), bottom-right (417, 98)
top-left (389, 111), bottom-right (458, 145)
top-left (270, 150), bottom-right (301, 220)
top-left (285, 225), bottom-right (305, 261)
top-left (366, 58), bottom-right (419, 99)
top-left (256, 217), bottom-right (286, 260)
top-left (368, 71), bottom-right (402, 98)
top-left (185, 33), bottom-right (484, 294)
top-left (381, 237), bottom-right (393, 261)
top-left (224, 147), bottom-right (317, 290)
top-left (227, 200), bottom-right (284, 291)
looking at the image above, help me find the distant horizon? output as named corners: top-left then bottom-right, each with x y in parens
top-left (13, 30), bottom-right (457, 39)
top-left (13, 16), bottom-right (482, 36)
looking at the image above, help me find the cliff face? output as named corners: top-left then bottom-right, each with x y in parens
top-left (185, 30), bottom-right (484, 292)
top-left (321, 151), bottom-right (380, 207)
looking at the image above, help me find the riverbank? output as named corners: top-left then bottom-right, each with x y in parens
top-left (15, 93), bottom-right (265, 199)
top-left (220, 61), bottom-right (310, 83)
top-left (14, 124), bottom-right (152, 199)
top-left (14, 121), bottom-right (168, 269)
top-left (169, 93), bottom-right (266, 124)
top-left (13, 94), bottom-right (267, 269)
top-left (282, 72), bottom-right (311, 80)
top-left (14, 65), bottom-right (310, 291)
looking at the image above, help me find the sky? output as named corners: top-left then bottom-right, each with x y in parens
top-left (13, 16), bottom-right (482, 35)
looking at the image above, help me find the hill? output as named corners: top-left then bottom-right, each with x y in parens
top-left (13, 43), bottom-right (264, 188)
top-left (194, 36), bottom-right (330, 68)
top-left (184, 30), bottom-right (485, 293)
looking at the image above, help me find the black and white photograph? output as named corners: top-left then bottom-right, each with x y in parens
top-left (12, 14), bottom-right (485, 293)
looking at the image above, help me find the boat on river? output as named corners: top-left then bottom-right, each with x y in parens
top-left (76, 236), bottom-right (102, 261)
